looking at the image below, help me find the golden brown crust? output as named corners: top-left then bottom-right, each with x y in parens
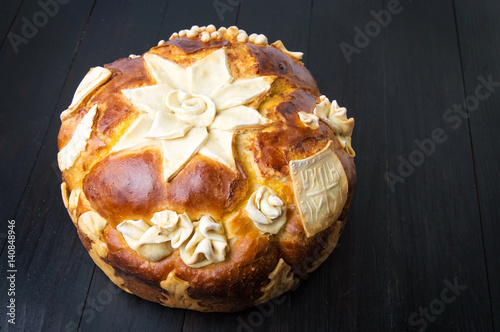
top-left (278, 209), bottom-right (346, 276)
top-left (102, 224), bottom-right (281, 312)
top-left (162, 37), bottom-right (230, 55)
top-left (330, 133), bottom-right (357, 221)
top-left (165, 155), bottom-right (247, 220)
top-left (58, 30), bottom-right (356, 312)
top-left (97, 57), bottom-right (154, 136)
top-left (246, 43), bottom-right (320, 96)
top-left (83, 148), bottom-right (168, 224)
top-left (250, 89), bottom-right (332, 177)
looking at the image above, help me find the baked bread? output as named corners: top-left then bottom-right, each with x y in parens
top-left (57, 25), bottom-right (356, 312)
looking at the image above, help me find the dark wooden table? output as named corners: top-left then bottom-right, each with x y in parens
top-left (1, 0), bottom-right (499, 331)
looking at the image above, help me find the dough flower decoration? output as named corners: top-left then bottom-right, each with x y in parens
top-left (116, 209), bottom-right (193, 262)
top-left (180, 215), bottom-right (229, 268)
top-left (245, 186), bottom-right (287, 234)
top-left (113, 48), bottom-right (274, 180)
top-left (313, 96), bottom-right (355, 157)
top-left (150, 210), bottom-right (194, 249)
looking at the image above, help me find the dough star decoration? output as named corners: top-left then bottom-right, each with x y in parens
top-left (112, 48), bottom-right (275, 181)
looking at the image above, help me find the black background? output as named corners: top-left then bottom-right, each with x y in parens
top-left (0, 0), bottom-right (499, 331)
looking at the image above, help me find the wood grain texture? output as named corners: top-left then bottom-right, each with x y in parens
top-left (0, 0), bottom-right (499, 331)
top-left (384, 0), bottom-right (492, 330)
top-left (0, 2), bottom-right (96, 329)
top-left (454, 0), bottom-right (500, 330)
top-left (180, 1), bottom-right (317, 327)
top-left (0, 0), bottom-right (23, 46)
top-left (77, 3), bottom-right (238, 331)
top-left (161, 0), bottom-right (240, 329)
top-left (308, 0), bottom-right (390, 331)
top-left (0, 118), bottom-right (96, 331)
top-left (0, 0), bottom-right (94, 246)
top-left (53, 1), bottom-right (188, 331)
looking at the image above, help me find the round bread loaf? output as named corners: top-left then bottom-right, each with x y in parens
top-left (57, 25), bottom-right (356, 312)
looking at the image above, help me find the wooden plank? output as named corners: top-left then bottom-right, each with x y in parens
top-left (79, 0), bottom-right (241, 330)
top-left (384, 0), bottom-right (493, 331)
top-left (0, 0), bottom-right (182, 331)
top-left (454, 0), bottom-right (500, 329)
top-left (78, 269), bottom-right (185, 332)
top-left (180, 1), bottom-right (318, 331)
top-left (51, 1), bottom-right (191, 331)
top-left (0, 118), bottom-right (97, 331)
top-left (0, 3), bottom-right (96, 329)
top-left (0, 0), bottom-right (96, 329)
top-left (0, 0), bottom-right (23, 46)
top-left (307, 0), bottom-right (389, 331)
top-left (81, 1), bottom-right (242, 330)
top-left (180, 1), bottom-right (371, 332)
top-left (0, 0), bottom-right (94, 246)
top-left (229, 1), bottom-right (340, 331)
top-left (83, 1), bottom-right (243, 328)
top-left (157, 0), bottom-right (242, 330)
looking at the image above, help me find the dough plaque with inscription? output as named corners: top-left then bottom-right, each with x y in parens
top-left (290, 141), bottom-right (348, 237)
